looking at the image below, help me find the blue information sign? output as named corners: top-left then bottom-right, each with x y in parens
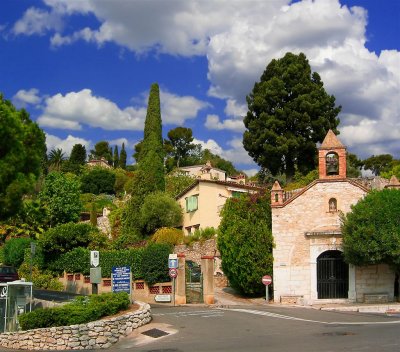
top-left (111, 266), bottom-right (131, 294)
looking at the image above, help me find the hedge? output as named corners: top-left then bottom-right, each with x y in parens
top-left (46, 243), bottom-right (172, 284)
top-left (18, 292), bottom-right (130, 330)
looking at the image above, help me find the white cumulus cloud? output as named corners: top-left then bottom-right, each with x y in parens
top-left (12, 88), bottom-right (42, 108)
top-left (45, 133), bottom-right (91, 156)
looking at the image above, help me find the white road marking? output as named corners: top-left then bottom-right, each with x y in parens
top-left (153, 310), bottom-right (224, 318)
top-left (219, 308), bottom-right (400, 325)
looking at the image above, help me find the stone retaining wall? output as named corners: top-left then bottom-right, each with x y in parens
top-left (0, 302), bottom-right (151, 350)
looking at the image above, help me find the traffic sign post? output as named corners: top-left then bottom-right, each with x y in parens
top-left (168, 254), bottom-right (178, 269)
top-left (169, 268), bottom-right (178, 307)
top-left (262, 275), bottom-right (272, 303)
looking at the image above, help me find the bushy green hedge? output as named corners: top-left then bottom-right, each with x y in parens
top-left (3, 237), bottom-right (32, 268)
top-left (18, 292), bottom-right (130, 330)
top-left (46, 244), bottom-right (171, 284)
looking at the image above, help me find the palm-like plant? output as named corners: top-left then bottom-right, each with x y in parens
top-left (48, 148), bottom-right (65, 171)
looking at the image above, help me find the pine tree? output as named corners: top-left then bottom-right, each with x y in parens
top-left (119, 143), bottom-right (127, 169)
top-left (69, 144), bottom-right (87, 165)
top-left (113, 145), bottom-right (119, 168)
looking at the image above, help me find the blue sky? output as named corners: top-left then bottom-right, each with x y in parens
top-left (1, 0), bottom-right (399, 175)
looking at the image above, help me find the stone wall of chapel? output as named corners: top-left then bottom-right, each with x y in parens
top-left (272, 181), bottom-right (366, 302)
top-left (355, 264), bottom-right (395, 302)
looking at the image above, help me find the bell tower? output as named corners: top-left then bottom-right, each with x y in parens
top-left (318, 130), bottom-right (347, 180)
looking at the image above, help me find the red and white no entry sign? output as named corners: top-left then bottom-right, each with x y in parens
top-left (169, 268), bottom-right (178, 278)
top-left (262, 275), bottom-right (272, 286)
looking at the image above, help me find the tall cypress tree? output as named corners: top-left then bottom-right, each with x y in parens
top-left (137, 83), bottom-right (165, 195)
top-left (121, 83), bottom-right (165, 241)
top-left (119, 143), bottom-right (127, 169)
top-left (113, 145), bottom-right (119, 168)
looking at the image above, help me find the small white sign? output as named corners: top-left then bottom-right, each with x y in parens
top-left (90, 251), bottom-right (100, 267)
top-left (154, 294), bottom-right (171, 302)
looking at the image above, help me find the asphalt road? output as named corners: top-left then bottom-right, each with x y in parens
top-left (111, 305), bottom-right (400, 352)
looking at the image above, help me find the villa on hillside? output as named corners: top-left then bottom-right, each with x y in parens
top-left (176, 179), bottom-right (264, 236)
top-left (86, 157), bottom-right (111, 169)
top-left (175, 161), bottom-right (247, 185)
top-left (271, 130), bottom-right (399, 305)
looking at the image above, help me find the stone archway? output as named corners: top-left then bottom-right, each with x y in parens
top-left (317, 250), bottom-right (349, 299)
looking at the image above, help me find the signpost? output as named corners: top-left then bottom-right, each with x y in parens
top-left (111, 266), bottom-right (132, 296)
top-left (90, 251), bottom-right (100, 294)
top-left (168, 254), bottom-right (178, 306)
top-left (262, 275), bottom-right (272, 303)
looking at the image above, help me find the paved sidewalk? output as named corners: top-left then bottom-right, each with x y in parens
top-left (213, 286), bottom-right (400, 314)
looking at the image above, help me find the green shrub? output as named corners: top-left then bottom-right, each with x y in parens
top-left (18, 262), bottom-right (63, 290)
top-left (18, 292), bottom-right (130, 330)
top-left (184, 227), bottom-right (217, 246)
top-left (3, 237), bottom-right (32, 268)
top-left (141, 243), bottom-right (172, 285)
top-left (80, 168), bottom-right (116, 195)
top-left (151, 227), bottom-right (184, 246)
top-left (39, 223), bottom-right (107, 266)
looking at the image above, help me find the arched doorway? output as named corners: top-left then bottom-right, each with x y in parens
top-left (317, 250), bottom-right (349, 299)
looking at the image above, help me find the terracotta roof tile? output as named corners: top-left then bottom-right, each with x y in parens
top-left (320, 130), bottom-right (345, 149)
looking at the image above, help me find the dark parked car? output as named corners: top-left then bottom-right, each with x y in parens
top-left (0, 266), bottom-right (19, 283)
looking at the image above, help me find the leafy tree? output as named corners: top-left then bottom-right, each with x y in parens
top-left (342, 189), bottom-right (400, 272)
top-left (90, 141), bottom-right (112, 164)
top-left (3, 237), bottom-right (32, 268)
top-left (362, 154), bottom-right (394, 176)
top-left (38, 222), bottom-right (106, 265)
top-left (243, 52), bottom-right (341, 182)
top-left (113, 145), bottom-right (119, 168)
top-left (39, 172), bottom-right (82, 226)
top-left (119, 143), bottom-right (127, 169)
top-left (165, 174), bottom-right (195, 197)
top-left (139, 191), bottom-right (182, 236)
top-left (0, 95), bottom-right (46, 220)
top-left (69, 144), bottom-right (87, 165)
top-left (347, 153), bottom-right (362, 178)
top-left (165, 127), bottom-right (197, 168)
top-left (80, 167), bottom-right (116, 195)
top-left (381, 163), bottom-right (400, 180)
top-left (218, 192), bottom-right (273, 296)
top-left (114, 168), bottom-right (129, 195)
top-left (48, 148), bottom-right (66, 171)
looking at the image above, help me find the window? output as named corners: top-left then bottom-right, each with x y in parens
top-left (186, 195), bottom-right (198, 212)
top-left (275, 193), bottom-right (279, 203)
top-left (328, 198), bottom-right (337, 212)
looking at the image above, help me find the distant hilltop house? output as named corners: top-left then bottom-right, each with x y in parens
top-left (86, 157), bottom-right (111, 169)
top-left (176, 178), bottom-right (264, 236)
top-left (271, 130), bottom-right (398, 305)
top-left (176, 161), bottom-right (247, 185)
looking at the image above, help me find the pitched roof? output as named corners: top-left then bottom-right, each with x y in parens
top-left (271, 180), bottom-right (282, 191)
top-left (320, 130), bottom-right (345, 149)
top-left (175, 179), bottom-right (265, 200)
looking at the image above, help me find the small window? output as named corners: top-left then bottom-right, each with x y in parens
top-left (329, 198), bottom-right (337, 212)
top-left (274, 193), bottom-right (279, 203)
top-left (186, 195), bottom-right (198, 212)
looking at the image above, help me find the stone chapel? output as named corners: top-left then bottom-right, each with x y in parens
top-left (271, 130), bottom-right (396, 304)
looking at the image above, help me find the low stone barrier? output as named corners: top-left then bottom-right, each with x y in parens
top-left (0, 302), bottom-right (151, 350)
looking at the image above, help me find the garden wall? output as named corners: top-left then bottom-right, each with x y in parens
top-left (59, 273), bottom-right (173, 304)
top-left (0, 302), bottom-right (151, 350)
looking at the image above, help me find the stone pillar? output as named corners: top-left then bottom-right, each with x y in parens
top-left (175, 253), bottom-right (186, 305)
top-left (201, 255), bottom-right (215, 304)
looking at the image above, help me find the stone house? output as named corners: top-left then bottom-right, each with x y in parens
top-left (86, 157), bottom-right (111, 169)
top-left (176, 161), bottom-right (247, 185)
top-left (176, 179), bottom-right (264, 236)
top-left (271, 130), bottom-right (396, 304)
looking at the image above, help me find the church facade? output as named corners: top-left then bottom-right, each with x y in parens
top-left (271, 130), bottom-right (395, 304)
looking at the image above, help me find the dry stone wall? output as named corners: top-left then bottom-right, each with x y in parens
top-left (0, 302), bottom-right (151, 350)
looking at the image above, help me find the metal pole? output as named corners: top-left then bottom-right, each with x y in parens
top-left (173, 277), bottom-right (175, 307)
top-left (266, 285), bottom-right (269, 303)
